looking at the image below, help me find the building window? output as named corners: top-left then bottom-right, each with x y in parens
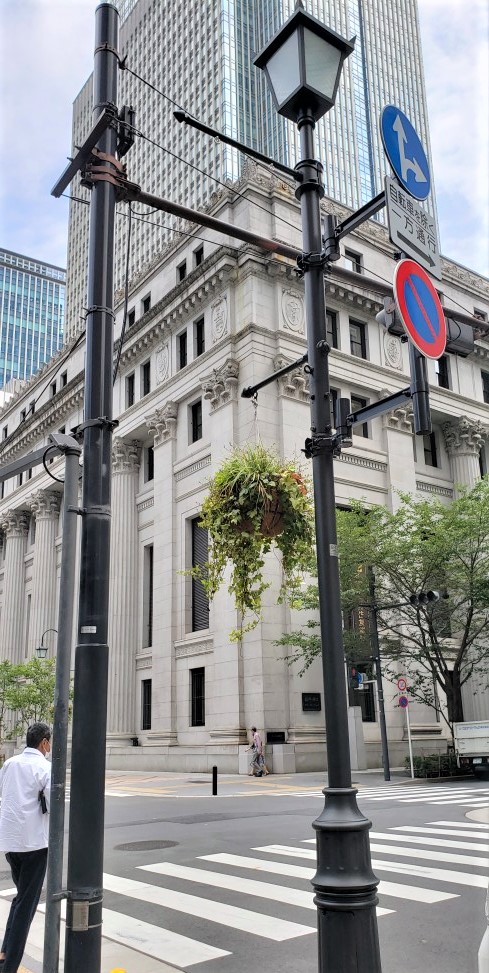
top-left (2, 425), bottom-right (7, 440)
top-left (190, 400), bottom-right (202, 443)
top-left (191, 518), bottom-right (209, 632)
top-left (474, 308), bottom-right (488, 322)
top-left (348, 661), bottom-right (376, 722)
top-left (344, 249), bottom-right (363, 273)
top-left (141, 679), bottom-right (152, 730)
top-left (423, 432), bottom-right (438, 467)
top-left (351, 394), bottom-right (369, 438)
top-left (194, 317), bottom-right (205, 357)
top-left (190, 667), bottom-right (205, 726)
top-left (142, 544), bottom-right (154, 649)
top-left (141, 361), bottom-right (151, 397)
top-left (141, 294), bottom-right (151, 315)
top-left (144, 445), bottom-right (154, 482)
top-left (194, 245), bottom-right (204, 267)
top-left (435, 355), bottom-right (450, 389)
top-left (482, 371), bottom-right (489, 404)
top-left (178, 331), bottom-right (188, 369)
top-left (20, 409), bottom-right (27, 422)
top-left (50, 381), bottom-right (57, 397)
top-left (349, 320), bottom-right (367, 359)
top-left (177, 260), bottom-right (187, 282)
top-left (326, 311), bottom-right (338, 349)
top-left (128, 308), bottom-right (136, 328)
top-left (125, 372), bottom-right (135, 408)
top-left (60, 371), bottom-right (68, 388)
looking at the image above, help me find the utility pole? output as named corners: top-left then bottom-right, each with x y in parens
top-left (64, 6), bottom-right (119, 972)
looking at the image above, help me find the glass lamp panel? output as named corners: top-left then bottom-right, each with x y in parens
top-left (265, 31), bottom-right (301, 107)
top-left (303, 28), bottom-right (342, 101)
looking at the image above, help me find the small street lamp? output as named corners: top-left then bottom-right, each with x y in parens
top-left (255, 3), bottom-right (382, 971)
top-left (36, 629), bottom-right (58, 660)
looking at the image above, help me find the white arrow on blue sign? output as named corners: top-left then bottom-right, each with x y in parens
top-left (381, 105), bottom-right (431, 201)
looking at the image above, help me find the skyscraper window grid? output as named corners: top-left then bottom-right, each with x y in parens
top-left (0, 250), bottom-right (65, 390)
top-left (65, 0), bottom-right (437, 340)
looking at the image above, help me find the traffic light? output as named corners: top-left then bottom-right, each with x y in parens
top-left (409, 590), bottom-right (440, 606)
top-left (375, 297), bottom-right (404, 337)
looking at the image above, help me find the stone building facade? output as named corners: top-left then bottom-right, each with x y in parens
top-left (1, 170), bottom-right (488, 771)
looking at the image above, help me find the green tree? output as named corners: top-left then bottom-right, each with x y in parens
top-left (4, 657), bottom-right (57, 739)
top-left (278, 479), bottom-right (489, 730)
top-left (0, 660), bottom-right (19, 750)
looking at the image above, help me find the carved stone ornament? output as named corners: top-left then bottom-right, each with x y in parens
top-left (281, 289), bottom-right (305, 334)
top-left (1, 510), bottom-right (30, 537)
top-left (382, 392), bottom-right (413, 433)
top-left (201, 358), bottom-right (239, 411)
top-left (383, 331), bottom-right (403, 370)
top-left (146, 402), bottom-right (178, 445)
top-left (274, 355), bottom-right (310, 401)
top-left (443, 416), bottom-right (485, 455)
top-left (30, 491), bottom-right (61, 520)
top-left (211, 297), bottom-right (228, 343)
top-left (112, 439), bottom-right (141, 475)
top-left (155, 343), bottom-right (170, 384)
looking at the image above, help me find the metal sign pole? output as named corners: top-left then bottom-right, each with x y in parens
top-left (406, 704), bottom-right (415, 779)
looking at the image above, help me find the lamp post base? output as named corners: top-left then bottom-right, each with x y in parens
top-left (313, 787), bottom-right (382, 973)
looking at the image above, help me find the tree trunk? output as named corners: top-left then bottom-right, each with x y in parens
top-left (445, 669), bottom-right (465, 724)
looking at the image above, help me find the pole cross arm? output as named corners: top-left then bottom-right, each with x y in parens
top-left (0, 434), bottom-right (80, 484)
top-left (347, 386), bottom-right (411, 429)
top-left (51, 108), bottom-right (118, 198)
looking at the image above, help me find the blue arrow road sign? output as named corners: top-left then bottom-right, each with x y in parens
top-left (381, 105), bottom-right (431, 200)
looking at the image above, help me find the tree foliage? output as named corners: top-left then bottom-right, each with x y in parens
top-left (0, 658), bottom-right (58, 749)
top-left (278, 479), bottom-right (489, 729)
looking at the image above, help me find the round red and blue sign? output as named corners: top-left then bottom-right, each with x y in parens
top-left (393, 259), bottom-right (446, 359)
top-left (398, 695), bottom-right (409, 708)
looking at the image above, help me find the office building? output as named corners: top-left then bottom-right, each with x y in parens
top-left (0, 249), bottom-right (65, 390)
top-left (1, 172), bottom-right (488, 771)
top-left (65, 0), bottom-right (434, 339)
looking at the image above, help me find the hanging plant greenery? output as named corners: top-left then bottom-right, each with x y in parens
top-left (194, 444), bottom-right (315, 639)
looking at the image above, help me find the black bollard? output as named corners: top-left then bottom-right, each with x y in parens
top-left (212, 765), bottom-right (218, 795)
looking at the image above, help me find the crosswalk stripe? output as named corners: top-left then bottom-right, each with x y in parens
top-left (103, 872), bottom-right (316, 941)
top-left (38, 901), bottom-right (231, 968)
top-left (369, 831), bottom-right (489, 852)
top-left (255, 841), bottom-right (489, 870)
top-left (430, 820), bottom-right (489, 829)
top-left (138, 861), bottom-right (317, 910)
top-left (392, 826), bottom-right (489, 839)
top-left (199, 853), bottom-right (456, 904)
top-left (372, 859), bottom-right (488, 889)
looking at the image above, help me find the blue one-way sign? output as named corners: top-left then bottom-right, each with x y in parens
top-left (381, 105), bottom-right (431, 200)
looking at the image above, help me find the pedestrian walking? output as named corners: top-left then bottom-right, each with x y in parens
top-left (248, 726), bottom-right (269, 776)
top-left (0, 723), bottom-right (51, 973)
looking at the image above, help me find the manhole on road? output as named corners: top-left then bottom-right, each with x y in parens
top-left (114, 840), bottom-right (179, 851)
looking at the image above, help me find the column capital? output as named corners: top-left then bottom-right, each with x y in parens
top-left (30, 490), bottom-right (61, 520)
top-left (1, 509), bottom-right (30, 537)
top-left (112, 438), bottom-right (141, 474)
top-left (201, 357), bottom-right (239, 412)
top-left (381, 392), bottom-right (414, 433)
top-left (442, 416), bottom-right (484, 456)
top-left (146, 402), bottom-right (178, 445)
top-left (274, 355), bottom-right (310, 401)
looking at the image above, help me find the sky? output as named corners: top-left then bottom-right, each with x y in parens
top-left (0, 0), bottom-right (488, 279)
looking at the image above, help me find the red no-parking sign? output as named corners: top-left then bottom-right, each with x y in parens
top-left (393, 259), bottom-right (446, 359)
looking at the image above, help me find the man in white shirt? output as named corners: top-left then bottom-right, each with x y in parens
top-left (0, 722), bottom-right (51, 973)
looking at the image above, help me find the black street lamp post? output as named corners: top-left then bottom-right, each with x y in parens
top-left (255, 4), bottom-right (382, 971)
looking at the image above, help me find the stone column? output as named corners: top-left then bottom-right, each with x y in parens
top-left (382, 399), bottom-right (417, 509)
top-left (0, 511), bottom-right (29, 662)
top-left (107, 438), bottom-right (141, 743)
top-left (443, 416), bottom-right (484, 494)
top-left (28, 491), bottom-right (61, 658)
top-left (147, 402), bottom-right (179, 745)
top-left (200, 359), bottom-right (249, 748)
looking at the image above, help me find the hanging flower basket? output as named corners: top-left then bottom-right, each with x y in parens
top-left (193, 444), bottom-right (314, 639)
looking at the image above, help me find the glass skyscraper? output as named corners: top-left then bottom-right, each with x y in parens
top-left (65, 0), bottom-right (434, 338)
top-left (0, 249), bottom-right (65, 390)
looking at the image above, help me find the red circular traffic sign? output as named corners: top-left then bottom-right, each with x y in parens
top-left (397, 678), bottom-right (407, 691)
top-left (393, 259), bottom-right (446, 359)
top-left (399, 695), bottom-right (409, 708)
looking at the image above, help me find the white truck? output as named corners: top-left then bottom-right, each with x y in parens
top-left (453, 721), bottom-right (489, 778)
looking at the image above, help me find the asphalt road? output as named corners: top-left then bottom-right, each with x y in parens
top-left (99, 772), bottom-right (488, 973)
top-left (1, 771), bottom-right (488, 973)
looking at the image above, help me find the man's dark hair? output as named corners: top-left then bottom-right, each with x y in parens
top-left (251, 726), bottom-right (256, 733)
top-left (26, 722), bottom-right (51, 749)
